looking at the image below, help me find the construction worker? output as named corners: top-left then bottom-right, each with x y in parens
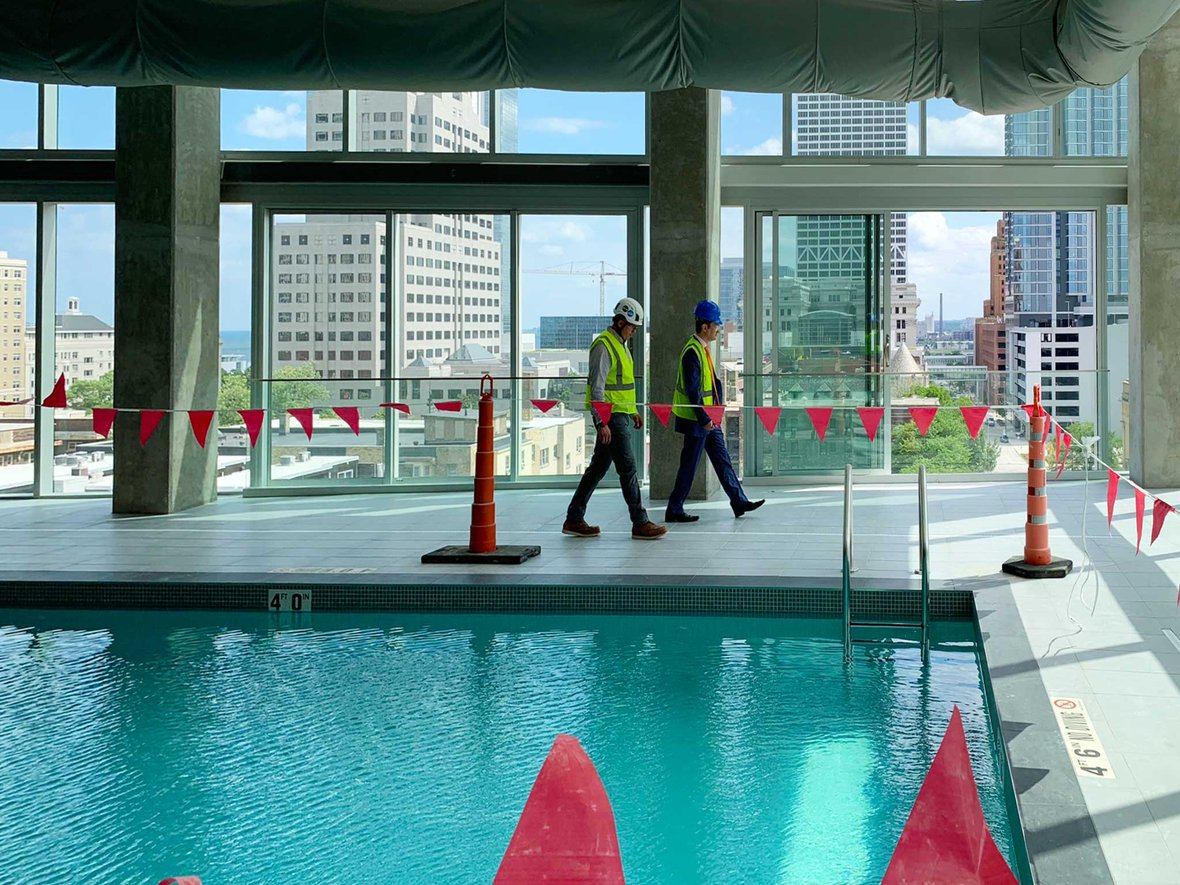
top-left (665, 299), bottom-right (764, 522)
top-left (563, 298), bottom-right (667, 540)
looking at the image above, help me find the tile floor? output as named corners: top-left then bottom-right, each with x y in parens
top-left (2, 477), bottom-right (1179, 884)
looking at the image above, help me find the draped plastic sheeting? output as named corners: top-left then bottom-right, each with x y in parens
top-left (0, 0), bottom-right (1177, 113)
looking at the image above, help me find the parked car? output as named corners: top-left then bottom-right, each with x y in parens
top-left (1000, 433), bottom-right (1010, 444)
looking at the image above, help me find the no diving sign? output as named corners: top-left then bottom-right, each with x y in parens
top-left (1050, 697), bottom-right (1115, 779)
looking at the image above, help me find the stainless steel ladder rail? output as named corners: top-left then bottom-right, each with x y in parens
top-left (918, 463), bottom-right (930, 664)
top-left (842, 464), bottom-right (853, 664)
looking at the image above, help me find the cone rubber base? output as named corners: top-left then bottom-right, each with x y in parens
top-left (422, 545), bottom-right (541, 565)
top-left (1002, 556), bottom-right (1073, 579)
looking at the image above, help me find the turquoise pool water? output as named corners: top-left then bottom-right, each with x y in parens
top-left (0, 610), bottom-right (1018, 884)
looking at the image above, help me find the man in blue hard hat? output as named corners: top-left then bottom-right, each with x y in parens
top-left (665, 299), bottom-right (764, 522)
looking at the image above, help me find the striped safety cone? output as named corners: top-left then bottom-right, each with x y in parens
top-left (1002, 385), bottom-right (1073, 579)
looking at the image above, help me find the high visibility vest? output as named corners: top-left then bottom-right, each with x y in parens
top-left (585, 330), bottom-right (637, 415)
top-left (672, 335), bottom-right (716, 420)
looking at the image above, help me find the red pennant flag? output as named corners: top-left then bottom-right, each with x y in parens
top-left (433, 400), bottom-right (463, 412)
top-left (805, 407), bottom-right (833, 442)
top-left (333, 406), bottom-right (360, 435)
top-left (92, 408), bottom-right (117, 439)
top-left (0, 397), bottom-right (30, 406)
top-left (649, 404), bottom-right (673, 428)
top-left (960, 407), bottom-right (989, 440)
top-left (857, 406), bottom-right (885, 442)
top-left (1107, 469), bottom-right (1119, 528)
top-left (239, 409), bottom-right (265, 448)
top-left (288, 408), bottom-right (314, 440)
top-left (530, 399), bottom-right (559, 414)
top-left (1054, 422), bottom-right (1063, 466)
top-left (139, 410), bottom-right (165, 447)
top-left (881, 706), bottom-right (1018, 885)
top-left (1136, 488), bottom-right (1146, 554)
top-left (910, 407), bottom-right (938, 437)
top-left (42, 373), bottom-right (67, 408)
top-left (591, 401), bottom-right (613, 426)
top-left (379, 402), bottom-right (411, 415)
top-left (1055, 433), bottom-right (1072, 481)
top-left (1042, 417), bottom-right (1051, 445)
top-left (187, 410), bottom-right (215, 448)
top-left (1152, 499), bottom-right (1175, 546)
top-left (703, 405), bottom-right (725, 427)
top-left (1021, 404), bottom-right (1035, 421)
top-left (493, 735), bottom-right (624, 885)
top-left (754, 406), bottom-right (782, 436)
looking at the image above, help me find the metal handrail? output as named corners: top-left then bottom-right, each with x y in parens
top-left (842, 464), bottom-right (853, 664)
top-left (918, 463), bottom-right (930, 664)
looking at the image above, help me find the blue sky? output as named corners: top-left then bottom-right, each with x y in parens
top-left (0, 85), bottom-right (1033, 334)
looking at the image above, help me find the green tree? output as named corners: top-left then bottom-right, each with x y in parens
top-left (891, 383), bottom-right (999, 474)
top-left (67, 370), bottom-right (114, 410)
top-left (269, 364), bottom-right (330, 432)
top-left (1058, 421), bottom-right (1121, 471)
top-left (218, 370), bottom-right (250, 426)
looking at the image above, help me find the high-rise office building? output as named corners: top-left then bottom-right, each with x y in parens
top-left (0, 251), bottom-right (28, 412)
top-left (974, 220), bottom-right (1008, 404)
top-left (538, 316), bottom-right (612, 350)
top-left (1003, 78), bottom-right (1128, 426)
top-left (719, 257), bottom-right (743, 330)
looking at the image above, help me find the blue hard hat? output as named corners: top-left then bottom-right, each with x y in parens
top-left (694, 300), bottom-right (722, 324)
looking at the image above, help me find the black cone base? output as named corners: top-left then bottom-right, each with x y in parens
top-left (1002, 556), bottom-right (1073, 579)
top-left (422, 545), bottom-right (541, 565)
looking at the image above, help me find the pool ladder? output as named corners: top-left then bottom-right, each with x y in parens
top-left (842, 464), bottom-right (930, 665)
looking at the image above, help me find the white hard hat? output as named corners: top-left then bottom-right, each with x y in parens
top-left (613, 297), bottom-right (644, 327)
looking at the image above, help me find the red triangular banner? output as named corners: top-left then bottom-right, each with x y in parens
top-left (1042, 417), bottom-right (1051, 445)
top-left (333, 406), bottom-right (360, 435)
top-left (857, 407), bottom-right (885, 442)
top-left (1054, 422), bottom-right (1063, 466)
top-left (960, 407), bottom-right (989, 440)
top-left (92, 408), bottom-right (117, 439)
top-left (910, 407), bottom-right (938, 437)
top-left (187, 410), bottom-right (215, 448)
top-left (881, 706), bottom-right (1018, 885)
top-left (1021, 404), bottom-right (1035, 421)
top-left (703, 405), bottom-right (725, 427)
top-left (239, 409), bottom-right (265, 447)
top-left (139, 410), bottom-right (165, 447)
top-left (1055, 433), bottom-right (1072, 481)
top-left (42, 373), bottom-right (67, 408)
top-left (493, 735), bottom-right (624, 885)
top-left (755, 406), bottom-right (782, 436)
top-left (592, 401), bottom-right (613, 426)
top-left (433, 400), bottom-right (463, 412)
top-left (379, 402), bottom-right (411, 415)
top-left (530, 399), bottom-right (559, 414)
top-left (289, 408), bottom-right (314, 440)
top-left (804, 406), bottom-right (833, 442)
top-left (649, 404), bottom-right (673, 428)
top-left (1152, 499), bottom-right (1175, 546)
top-left (1107, 469), bottom-right (1119, 528)
top-left (1136, 488), bottom-right (1146, 554)
top-left (0, 397), bottom-right (30, 406)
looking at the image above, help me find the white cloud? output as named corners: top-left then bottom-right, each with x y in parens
top-left (906, 212), bottom-right (1002, 321)
top-left (242, 103), bottom-right (305, 140)
top-left (926, 111), bottom-right (1004, 156)
top-left (728, 137), bottom-right (783, 156)
top-left (719, 94), bottom-right (735, 116)
top-left (539, 244), bottom-right (565, 257)
top-left (522, 220), bottom-right (593, 244)
top-left (522, 117), bottom-right (609, 135)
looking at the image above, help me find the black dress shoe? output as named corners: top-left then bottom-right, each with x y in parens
top-left (665, 512), bottom-right (700, 523)
top-left (732, 499), bottom-right (766, 518)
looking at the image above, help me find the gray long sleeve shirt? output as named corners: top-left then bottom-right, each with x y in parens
top-left (588, 328), bottom-right (626, 422)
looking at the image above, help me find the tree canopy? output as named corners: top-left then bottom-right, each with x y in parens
top-left (891, 384), bottom-right (999, 474)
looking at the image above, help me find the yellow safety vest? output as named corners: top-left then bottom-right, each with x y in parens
top-left (672, 335), bottom-right (716, 420)
top-left (585, 330), bottom-right (637, 415)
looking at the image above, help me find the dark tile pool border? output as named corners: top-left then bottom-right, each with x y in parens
top-left (0, 574), bottom-right (973, 620)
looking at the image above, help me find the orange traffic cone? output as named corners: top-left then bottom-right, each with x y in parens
top-left (422, 375), bottom-right (541, 565)
top-left (1002, 385), bottom-right (1072, 579)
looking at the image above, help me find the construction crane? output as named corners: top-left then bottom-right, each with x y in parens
top-left (523, 261), bottom-right (627, 316)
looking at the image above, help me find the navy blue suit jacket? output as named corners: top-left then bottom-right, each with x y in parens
top-left (673, 343), bottom-right (723, 437)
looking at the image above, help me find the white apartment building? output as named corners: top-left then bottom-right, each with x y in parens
top-left (24, 298), bottom-right (115, 402)
top-left (890, 282), bottom-right (921, 350)
top-left (308, 91), bottom-right (489, 154)
top-left (0, 251), bottom-right (27, 411)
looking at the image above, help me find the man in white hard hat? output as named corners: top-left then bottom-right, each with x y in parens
top-left (563, 298), bottom-right (667, 540)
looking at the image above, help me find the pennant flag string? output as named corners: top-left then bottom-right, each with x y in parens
top-left (187, 410), bottom-right (215, 449)
top-left (805, 407), bottom-right (833, 442)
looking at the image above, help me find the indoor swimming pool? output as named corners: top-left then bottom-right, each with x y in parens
top-left (0, 608), bottom-right (1026, 884)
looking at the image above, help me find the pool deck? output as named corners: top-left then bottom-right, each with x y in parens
top-left (2, 479), bottom-right (1180, 885)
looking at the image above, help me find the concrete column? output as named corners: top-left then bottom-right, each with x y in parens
top-left (113, 87), bottom-right (221, 514)
top-left (648, 88), bottom-right (721, 501)
top-left (1129, 12), bottom-right (1180, 487)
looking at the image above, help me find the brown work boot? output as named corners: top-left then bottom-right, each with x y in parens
top-left (631, 521), bottom-right (667, 540)
top-left (562, 518), bottom-right (600, 538)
